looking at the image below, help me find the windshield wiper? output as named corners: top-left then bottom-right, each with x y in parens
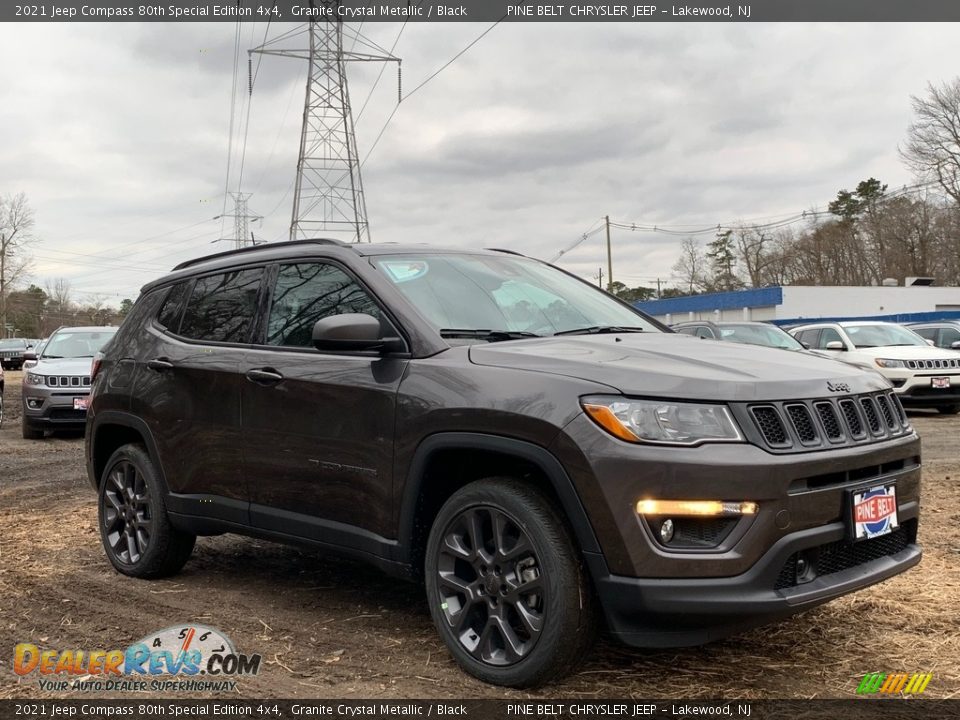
top-left (554, 325), bottom-right (647, 336)
top-left (440, 329), bottom-right (541, 342)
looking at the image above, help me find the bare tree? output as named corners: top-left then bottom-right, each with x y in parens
top-left (902, 79), bottom-right (960, 206)
top-left (0, 192), bottom-right (36, 337)
top-left (46, 278), bottom-right (74, 329)
top-left (671, 237), bottom-right (709, 293)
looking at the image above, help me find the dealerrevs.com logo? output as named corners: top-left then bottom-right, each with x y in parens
top-left (13, 624), bottom-right (261, 693)
top-left (856, 672), bottom-right (933, 695)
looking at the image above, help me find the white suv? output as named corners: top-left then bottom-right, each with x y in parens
top-left (790, 321), bottom-right (960, 415)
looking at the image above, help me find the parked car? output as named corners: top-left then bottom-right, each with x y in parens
top-left (22, 338), bottom-right (47, 370)
top-left (21, 326), bottom-right (117, 439)
top-left (673, 320), bottom-right (810, 351)
top-left (87, 241), bottom-right (921, 687)
top-left (906, 320), bottom-right (960, 351)
top-left (0, 337), bottom-right (35, 370)
top-left (790, 321), bottom-right (960, 414)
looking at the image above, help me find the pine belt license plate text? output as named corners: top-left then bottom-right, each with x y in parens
top-left (74, 397), bottom-right (90, 411)
top-left (850, 484), bottom-right (898, 541)
top-left (931, 377), bottom-right (950, 389)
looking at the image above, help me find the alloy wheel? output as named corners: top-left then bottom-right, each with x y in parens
top-left (101, 461), bottom-right (153, 565)
top-left (435, 506), bottom-right (545, 666)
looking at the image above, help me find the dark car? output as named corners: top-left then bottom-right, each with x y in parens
top-left (0, 337), bottom-right (35, 370)
top-left (86, 240), bottom-right (921, 687)
top-left (673, 320), bottom-right (809, 350)
top-left (906, 320), bottom-right (960, 351)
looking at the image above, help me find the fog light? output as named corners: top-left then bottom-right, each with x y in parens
top-left (26, 398), bottom-right (42, 409)
top-left (796, 557), bottom-right (808, 579)
top-left (636, 499), bottom-right (758, 517)
top-left (659, 519), bottom-right (675, 543)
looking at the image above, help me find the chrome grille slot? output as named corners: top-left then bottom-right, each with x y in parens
top-left (875, 395), bottom-right (897, 430)
top-left (813, 401), bottom-right (843, 441)
top-left (750, 406), bottom-right (790, 447)
top-left (839, 399), bottom-right (865, 438)
top-left (859, 397), bottom-right (882, 435)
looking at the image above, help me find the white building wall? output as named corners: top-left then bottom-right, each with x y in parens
top-left (780, 286), bottom-right (960, 320)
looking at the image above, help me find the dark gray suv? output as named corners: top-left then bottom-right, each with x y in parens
top-left (86, 240), bottom-right (922, 687)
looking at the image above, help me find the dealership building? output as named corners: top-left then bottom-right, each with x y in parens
top-left (633, 285), bottom-right (960, 326)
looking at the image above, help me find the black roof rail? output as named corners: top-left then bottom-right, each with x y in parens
top-left (171, 238), bottom-right (351, 271)
top-left (485, 247), bottom-right (528, 257)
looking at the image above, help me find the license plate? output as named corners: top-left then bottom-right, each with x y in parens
top-left (932, 377), bottom-right (951, 389)
top-left (850, 484), bottom-right (898, 541)
top-left (73, 397), bottom-right (90, 411)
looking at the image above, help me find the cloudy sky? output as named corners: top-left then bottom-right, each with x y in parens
top-left (1, 21), bottom-right (957, 305)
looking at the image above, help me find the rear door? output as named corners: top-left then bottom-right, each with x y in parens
top-left (241, 260), bottom-right (408, 545)
top-left (131, 268), bottom-right (264, 523)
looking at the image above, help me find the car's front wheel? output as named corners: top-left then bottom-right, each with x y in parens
top-left (98, 444), bottom-right (195, 579)
top-left (425, 478), bottom-right (596, 687)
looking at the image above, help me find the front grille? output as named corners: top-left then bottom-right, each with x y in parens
top-left (786, 404), bottom-right (818, 444)
top-left (45, 375), bottom-right (91, 388)
top-left (906, 358), bottom-right (960, 370)
top-left (775, 521), bottom-right (914, 591)
top-left (751, 406), bottom-right (790, 447)
top-left (743, 391), bottom-right (910, 452)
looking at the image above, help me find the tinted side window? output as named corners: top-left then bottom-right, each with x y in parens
top-left (941, 327), bottom-right (960, 347)
top-left (179, 269), bottom-right (263, 343)
top-left (818, 327), bottom-right (844, 349)
top-left (156, 281), bottom-right (192, 332)
top-left (676, 326), bottom-right (698, 336)
top-left (912, 326), bottom-right (937, 341)
top-left (267, 263), bottom-right (380, 348)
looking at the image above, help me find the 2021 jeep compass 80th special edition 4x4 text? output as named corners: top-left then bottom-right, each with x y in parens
top-left (86, 240), bottom-right (922, 687)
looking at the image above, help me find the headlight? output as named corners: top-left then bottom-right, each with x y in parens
top-left (875, 359), bottom-right (907, 369)
top-left (581, 396), bottom-right (744, 446)
top-left (25, 373), bottom-right (46, 386)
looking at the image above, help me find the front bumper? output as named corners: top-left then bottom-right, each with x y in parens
top-left (588, 514), bottom-right (920, 647)
top-left (22, 388), bottom-right (90, 428)
top-left (883, 367), bottom-right (960, 407)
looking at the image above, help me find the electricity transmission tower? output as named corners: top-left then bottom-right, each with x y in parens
top-left (252, 11), bottom-right (400, 242)
top-left (215, 191), bottom-right (263, 249)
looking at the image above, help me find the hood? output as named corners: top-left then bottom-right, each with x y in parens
top-left (469, 333), bottom-right (889, 402)
top-left (843, 345), bottom-right (960, 361)
top-left (32, 357), bottom-right (95, 376)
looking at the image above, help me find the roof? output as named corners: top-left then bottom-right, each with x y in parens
top-left (146, 240), bottom-right (527, 292)
top-left (634, 286), bottom-right (784, 315)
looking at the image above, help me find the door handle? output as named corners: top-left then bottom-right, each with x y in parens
top-left (245, 368), bottom-right (284, 386)
top-left (147, 358), bottom-right (174, 372)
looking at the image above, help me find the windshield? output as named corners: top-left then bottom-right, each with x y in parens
top-left (719, 324), bottom-right (804, 350)
top-left (374, 253), bottom-right (662, 337)
top-left (0, 339), bottom-right (26, 349)
top-left (844, 324), bottom-right (927, 349)
top-left (41, 329), bottom-right (116, 359)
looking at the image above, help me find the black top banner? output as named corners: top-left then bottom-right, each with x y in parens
top-left (6, 0), bottom-right (960, 22)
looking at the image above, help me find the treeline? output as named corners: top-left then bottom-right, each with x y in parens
top-left (5, 282), bottom-right (131, 338)
top-left (667, 180), bottom-right (960, 296)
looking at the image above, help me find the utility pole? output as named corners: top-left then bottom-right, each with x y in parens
top-left (215, 192), bottom-right (262, 250)
top-left (604, 215), bottom-right (613, 293)
top-left (595, 267), bottom-right (603, 289)
top-left (252, 10), bottom-right (400, 243)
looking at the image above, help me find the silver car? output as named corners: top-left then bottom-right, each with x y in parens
top-left (21, 326), bottom-right (117, 439)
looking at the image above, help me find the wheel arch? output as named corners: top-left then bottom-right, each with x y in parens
top-left (397, 433), bottom-right (601, 577)
top-left (88, 412), bottom-right (169, 495)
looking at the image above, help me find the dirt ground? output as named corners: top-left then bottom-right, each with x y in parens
top-left (1, 369), bottom-right (958, 700)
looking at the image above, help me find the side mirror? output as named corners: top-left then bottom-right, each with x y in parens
top-left (952, 341), bottom-right (960, 350)
top-left (925, 339), bottom-right (936, 346)
top-left (825, 341), bottom-right (846, 351)
top-left (312, 313), bottom-right (404, 353)
top-left (22, 351), bottom-right (37, 362)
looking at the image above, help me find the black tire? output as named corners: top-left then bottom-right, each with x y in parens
top-left (21, 418), bottom-right (44, 439)
top-left (98, 444), bottom-right (195, 579)
top-left (937, 404), bottom-right (960, 415)
top-left (424, 478), bottom-right (596, 688)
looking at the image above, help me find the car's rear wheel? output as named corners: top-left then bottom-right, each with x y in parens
top-left (98, 444), bottom-right (195, 579)
top-left (937, 404), bottom-right (960, 415)
top-left (425, 478), bottom-right (596, 687)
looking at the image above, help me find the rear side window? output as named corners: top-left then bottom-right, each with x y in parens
top-left (179, 269), bottom-right (263, 344)
top-left (266, 262), bottom-right (380, 348)
top-left (156, 281), bottom-right (192, 332)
